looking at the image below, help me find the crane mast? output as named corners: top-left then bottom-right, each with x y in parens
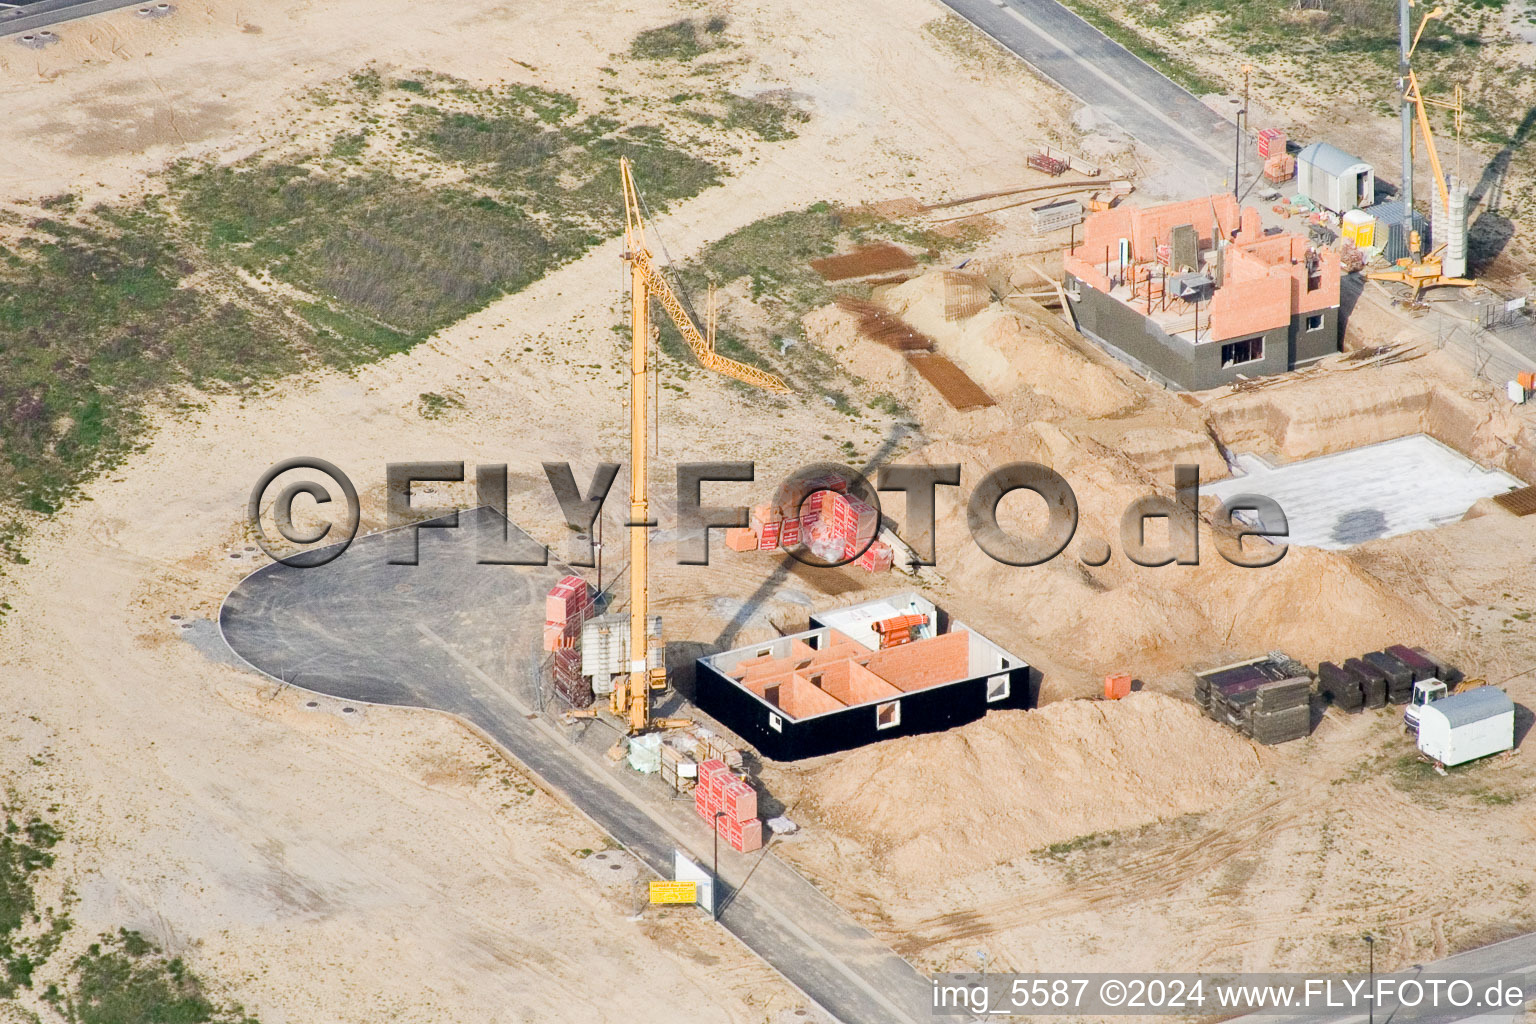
top-left (612, 158), bottom-right (789, 734)
top-left (617, 158), bottom-right (655, 734)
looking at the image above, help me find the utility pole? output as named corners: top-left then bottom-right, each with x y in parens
top-left (1399, 0), bottom-right (1414, 212)
top-left (712, 809), bottom-right (726, 921)
top-left (1234, 64), bottom-right (1252, 202)
top-left (1364, 933), bottom-right (1376, 1024)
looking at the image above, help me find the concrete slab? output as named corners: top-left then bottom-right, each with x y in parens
top-left (1207, 434), bottom-right (1523, 550)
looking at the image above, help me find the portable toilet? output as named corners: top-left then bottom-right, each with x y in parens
top-left (1416, 687), bottom-right (1515, 767)
top-left (1341, 209), bottom-right (1376, 248)
top-left (1297, 142), bottom-right (1375, 214)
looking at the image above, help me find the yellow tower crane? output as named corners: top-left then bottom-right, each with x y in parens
top-left (610, 157), bottom-right (789, 734)
top-left (1368, 5), bottom-right (1475, 301)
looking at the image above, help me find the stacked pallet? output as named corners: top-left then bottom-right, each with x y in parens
top-left (1194, 654), bottom-right (1313, 745)
top-left (695, 760), bottom-right (763, 852)
top-left (544, 574), bottom-right (595, 708)
top-left (1263, 154), bottom-right (1296, 184)
top-left (726, 485), bottom-right (889, 572)
top-left (544, 575), bottom-right (594, 650)
top-left (1321, 646), bottom-right (1459, 712)
top-left (1364, 651), bottom-right (1416, 704)
top-left (1344, 657), bottom-right (1388, 708)
top-left (1316, 662), bottom-right (1365, 711)
top-left (659, 737), bottom-right (697, 793)
top-left (1251, 678), bottom-right (1312, 745)
top-left (691, 728), bottom-right (745, 771)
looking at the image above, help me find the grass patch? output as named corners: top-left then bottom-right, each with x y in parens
top-left (1036, 831), bottom-right (1115, 860)
top-left (60, 929), bottom-right (257, 1024)
top-left (650, 201), bottom-right (978, 403)
top-left (0, 813), bottom-right (67, 998)
top-left (417, 391), bottom-right (463, 419)
top-left (720, 93), bottom-right (809, 142)
top-left (0, 58), bottom-right (799, 557)
top-left (0, 210), bottom-right (298, 513)
top-left (629, 16), bottom-right (728, 62)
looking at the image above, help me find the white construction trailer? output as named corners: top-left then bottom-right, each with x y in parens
top-left (1416, 687), bottom-right (1516, 767)
top-left (1297, 141), bottom-right (1375, 214)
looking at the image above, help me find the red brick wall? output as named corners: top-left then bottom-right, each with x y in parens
top-left (864, 631), bottom-right (972, 694)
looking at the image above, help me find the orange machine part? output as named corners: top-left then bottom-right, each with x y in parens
top-left (873, 613), bottom-right (929, 649)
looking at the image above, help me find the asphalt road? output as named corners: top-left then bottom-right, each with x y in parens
top-left (1, 0), bottom-right (144, 37)
top-left (936, 0), bottom-right (1231, 173)
top-left (1232, 932), bottom-right (1536, 1023)
top-left (219, 508), bottom-right (937, 1024)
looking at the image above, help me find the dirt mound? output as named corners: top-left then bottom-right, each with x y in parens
top-left (879, 272), bottom-right (1137, 418)
top-left (795, 692), bottom-right (1261, 884)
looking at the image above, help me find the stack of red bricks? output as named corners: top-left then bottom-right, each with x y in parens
top-left (544, 574), bottom-right (595, 708)
top-left (723, 482), bottom-right (891, 573)
top-left (694, 760), bottom-right (763, 852)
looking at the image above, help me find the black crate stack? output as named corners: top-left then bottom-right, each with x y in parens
top-left (1363, 651), bottom-right (1415, 704)
top-left (1194, 654), bottom-right (1314, 745)
top-left (1319, 647), bottom-right (1459, 712)
top-left (1344, 657), bottom-right (1388, 708)
top-left (1317, 662), bottom-right (1364, 711)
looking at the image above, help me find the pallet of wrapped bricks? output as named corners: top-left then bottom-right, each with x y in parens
top-left (695, 760), bottom-right (730, 820)
top-left (719, 779), bottom-right (757, 823)
top-left (856, 541), bottom-right (893, 573)
top-left (717, 813), bottom-right (764, 853)
top-left (545, 575), bottom-right (593, 623)
top-left (1344, 658), bottom-right (1388, 708)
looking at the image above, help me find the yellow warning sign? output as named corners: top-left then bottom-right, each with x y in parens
top-left (649, 881), bottom-right (698, 904)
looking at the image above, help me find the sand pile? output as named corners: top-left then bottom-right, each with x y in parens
top-left (795, 692), bottom-right (1261, 884)
top-left (880, 272), bottom-right (1138, 418)
top-left (804, 282), bottom-right (1440, 687)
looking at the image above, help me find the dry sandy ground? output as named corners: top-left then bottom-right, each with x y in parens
top-left (3, 0), bottom-right (1535, 1017)
top-left (0, 0), bottom-right (1089, 1018)
top-left (751, 269), bottom-right (1536, 988)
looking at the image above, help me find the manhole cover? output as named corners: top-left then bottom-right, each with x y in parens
top-left (341, 707), bottom-right (356, 714)
top-left (305, 701), bottom-right (319, 708)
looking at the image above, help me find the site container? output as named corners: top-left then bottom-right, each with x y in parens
top-left (1417, 688), bottom-right (1515, 766)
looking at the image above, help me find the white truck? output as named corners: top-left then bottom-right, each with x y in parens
top-left (1403, 679), bottom-right (1450, 733)
top-left (1414, 687), bottom-right (1516, 768)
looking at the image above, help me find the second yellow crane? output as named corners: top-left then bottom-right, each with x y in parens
top-left (1368, 4), bottom-right (1474, 301)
